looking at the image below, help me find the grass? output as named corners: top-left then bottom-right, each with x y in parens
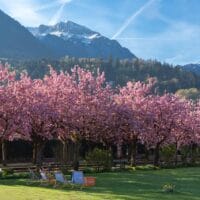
top-left (0, 167), bottom-right (200, 200)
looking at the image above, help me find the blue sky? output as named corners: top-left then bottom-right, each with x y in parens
top-left (0, 0), bottom-right (200, 65)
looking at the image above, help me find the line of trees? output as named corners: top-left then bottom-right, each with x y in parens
top-left (0, 64), bottom-right (200, 166)
top-left (3, 57), bottom-right (200, 94)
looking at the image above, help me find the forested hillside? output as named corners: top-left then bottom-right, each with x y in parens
top-left (2, 57), bottom-right (200, 94)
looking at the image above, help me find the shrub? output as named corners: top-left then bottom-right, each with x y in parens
top-left (0, 170), bottom-right (29, 179)
top-left (112, 167), bottom-right (134, 172)
top-left (86, 148), bottom-right (112, 172)
top-left (161, 145), bottom-right (176, 165)
top-left (60, 166), bottom-right (70, 175)
top-left (83, 167), bottom-right (96, 174)
top-left (2, 168), bottom-right (14, 176)
top-left (180, 146), bottom-right (190, 165)
top-left (135, 164), bottom-right (159, 170)
top-left (162, 183), bottom-right (175, 193)
top-left (0, 168), bottom-right (28, 179)
top-left (121, 164), bottom-right (159, 172)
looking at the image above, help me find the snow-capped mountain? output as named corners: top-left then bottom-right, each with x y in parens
top-left (28, 21), bottom-right (136, 59)
top-left (28, 21), bottom-right (101, 43)
top-left (0, 8), bottom-right (136, 60)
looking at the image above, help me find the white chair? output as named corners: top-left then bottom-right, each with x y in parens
top-left (39, 171), bottom-right (50, 185)
top-left (40, 171), bottom-right (48, 180)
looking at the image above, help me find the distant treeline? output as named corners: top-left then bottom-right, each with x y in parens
top-left (1, 57), bottom-right (200, 94)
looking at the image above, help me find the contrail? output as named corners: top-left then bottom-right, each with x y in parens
top-left (112, 0), bottom-right (156, 39)
top-left (48, 0), bottom-right (72, 25)
top-left (36, 2), bottom-right (59, 12)
top-left (36, 0), bottom-right (72, 12)
top-left (49, 4), bottom-right (66, 25)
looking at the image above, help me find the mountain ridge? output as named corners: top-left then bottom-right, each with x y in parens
top-left (0, 9), bottom-right (53, 59)
top-left (181, 63), bottom-right (200, 75)
top-left (28, 21), bottom-right (136, 59)
top-left (0, 8), bottom-right (136, 60)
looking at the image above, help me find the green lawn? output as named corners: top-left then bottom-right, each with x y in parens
top-left (0, 167), bottom-right (200, 200)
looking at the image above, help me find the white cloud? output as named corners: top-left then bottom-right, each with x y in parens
top-left (0, 0), bottom-right (72, 26)
top-left (0, 0), bottom-right (46, 26)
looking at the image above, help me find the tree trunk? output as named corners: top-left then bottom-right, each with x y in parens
top-left (144, 147), bottom-right (149, 164)
top-left (130, 139), bottom-right (137, 167)
top-left (73, 141), bottom-right (80, 170)
top-left (117, 144), bottom-right (122, 159)
top-left (36, 142), bottom-right (45, 166)
top-left (62, 140), bottom-right (68, 164)
top-left (68, 141), bottom-right (73, 163)
top-left (175, 142), bottom-right (178, 166)
top-left (32, 141), bottom-right (45, 166)
top-left (2, 140), bottom-right (7, 166)
top-left (154, 144), bottom-right (160, 166)
top-left (191, 143), bottom-right (197, 164)
top-left (32, 142), bottom-right (37, 164)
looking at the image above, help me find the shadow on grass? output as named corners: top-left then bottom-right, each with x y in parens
top-left (0, 167), bottom-right (200, 200)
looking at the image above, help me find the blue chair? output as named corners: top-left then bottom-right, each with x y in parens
top-left (54, 171), bottom-right (68, 184)
top-left (72, 171), bottom-right (84, 185)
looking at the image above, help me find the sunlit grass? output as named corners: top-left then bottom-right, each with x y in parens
top-left (0, 167), bottom-right (200, 200)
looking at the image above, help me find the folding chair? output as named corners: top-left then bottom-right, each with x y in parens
top-left (71, 171), bottom-right (85, 189)
top-left (40, 170), bottom-right (56, 186)
top-left (54, 171), bottom-right (72, 187)
top-left (40, 171), bottom-right (48, 185)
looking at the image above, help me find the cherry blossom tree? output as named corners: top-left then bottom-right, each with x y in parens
top-left (1, 63), bottom-right (200, 167)
top-left (139, 94), bottom-right (192, 166)
top-left (0, 65), bottom-right (30, 165)
top-left (115, 79), bottom-right (155, 165)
